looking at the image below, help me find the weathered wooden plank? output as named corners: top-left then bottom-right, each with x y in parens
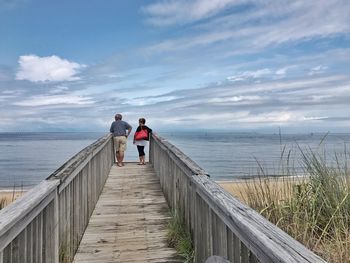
top-left (249, 252), bottom-right (259, 263)
top-left (3, 243), bottom-right (11, 263)
top-left (18, 229), bottom-right (26, 263)
top-left (73, 163), bottom-right (180, 263)
top-left (32, 216), bottom-right (38, 263)
top-left (206, 255), bottom-right (231, 263)
top-left (241, 242), bottom-right (249, 263)
top-left (0, 184), bottom-right (58, 252)
top-left (25, 221), bottom-right (32, 263)
top-left (53, 190), bottom-right (59, 263)
top-left (42, 200), bottom-right (56, 263)
top-left (212, 214), bottom-right (227, 258)
top-left (233, 232), bottom-right (241, 263)
top-left (0, 180), bottom-right (59, 241)
top-left (11, 236), bottom-right (19, 263)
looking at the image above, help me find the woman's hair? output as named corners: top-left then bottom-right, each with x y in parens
top-left (139, 118), bottom-right (146, 124)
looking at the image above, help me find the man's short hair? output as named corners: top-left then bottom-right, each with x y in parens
top-left (115, 114), bottom-right (122, 120)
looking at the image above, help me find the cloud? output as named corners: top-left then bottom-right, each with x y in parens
top-left (125, 96), bottom-right (178, 106)
top-left (16, 55), bottom-right (85, 83)
top-left (208, 96), bottom-right (262, 104)
top-left (13, 94), bottom-right (94, 106)
top-left (142, 0), bottom-right (241, 26)
top-left (308, 65), bottom-right (328, 76)
top-left (143, 0), bottom-right (350, 54)
top-left (227, 68), bottom-right (272, 82)
top-left (48, 85), bottom-right (69, 94)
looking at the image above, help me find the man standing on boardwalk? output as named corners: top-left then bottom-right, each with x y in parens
top-left (110, 113), bottom-right (132, 167)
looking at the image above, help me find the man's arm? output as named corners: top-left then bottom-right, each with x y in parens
top-left (126, 127), bottom-right (132, 137)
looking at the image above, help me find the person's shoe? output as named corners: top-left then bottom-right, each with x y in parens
top-left (117, 163), bottom-right (123, 167)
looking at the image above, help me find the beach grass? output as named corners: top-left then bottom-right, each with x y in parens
top-left (0, 189), bottom-right (25, 209)
top-left (167, 210), bottom-right (194, 263)
top-left (220, 141), bottom-right (350, 263)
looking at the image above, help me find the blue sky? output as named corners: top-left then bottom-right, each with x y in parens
top-left (0, 0), bottom-right (350, 132)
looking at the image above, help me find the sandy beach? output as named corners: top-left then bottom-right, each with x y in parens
top-left (0, 190), bottom-right (26, 208)
top-left (217, 176), bottom-right (307, 202)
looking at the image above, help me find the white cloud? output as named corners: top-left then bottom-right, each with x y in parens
top-left (237, 112), bottom-right (328, 124)
top-left (308, 65), bottom-right (328, 76)
top-left (125, 96), bottom-right (178, 106)
top-left (227, 68), bottom-right (271, 82)
top-left (208, 96), bottom-right (262, 103)
top-left (142, 0), bottom-right (241, 26)
top-left (13, 95), bottom-right (94, 106)
top-left (275, 66), bottom-right (292, 76)
top-left (303, 116), bottom-right (328, 121)
top-left (16, 55), bottom-right (85, 82)
top-left (49, 86), bottom-right (69, 94)
top-left (143, 0), bottom-right (350, 54)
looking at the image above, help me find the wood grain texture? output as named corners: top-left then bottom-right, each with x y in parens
top-left (73, 163), bottom-right (181, 263)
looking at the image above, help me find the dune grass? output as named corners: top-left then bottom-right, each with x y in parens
top-left (226, 140), bottom-right (350, 262)
top-left (0, 187), bottom-right (25, 210)
top-left (167, 211), bottom-right (194, 263)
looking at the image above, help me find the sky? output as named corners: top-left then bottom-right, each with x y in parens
top-left (0, 0), bottom-right (350, 133)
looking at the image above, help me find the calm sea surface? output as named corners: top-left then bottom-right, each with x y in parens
top-left (0, 131), bottom-right (349, 188)
top-left (158, 131), bottom-right (350, 180)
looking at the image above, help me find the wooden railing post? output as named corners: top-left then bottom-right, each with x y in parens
top-left (54, 188), bottom-right (59, 263)
top-left (206, 255), bottom-right (231, 263)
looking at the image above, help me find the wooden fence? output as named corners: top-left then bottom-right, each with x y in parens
top-left (150, 133), bottom-right (327, 263)
top-left (0, 134), bottom-right (114, 263)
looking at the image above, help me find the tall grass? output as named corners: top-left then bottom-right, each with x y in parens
top-left (167, 210), bottom-right (194, 263)
top-left (238, 140), bottom-right (350, 262)
top-left (0, 186), bottom-right (25, 210)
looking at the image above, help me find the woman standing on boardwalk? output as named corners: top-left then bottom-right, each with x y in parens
top-left (133, 118), bottom-right (152, 165)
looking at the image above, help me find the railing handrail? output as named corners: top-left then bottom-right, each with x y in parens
top-left (151, 133), bottom-right (326, 263)
top-left (48, 133), bottom-right (112, 181)
top-left (0, 180), bottom-right (59, 250)
top-left (151, 133), bottom-right (208, 176)
top-left (0, 133), bottom-right (114, 262)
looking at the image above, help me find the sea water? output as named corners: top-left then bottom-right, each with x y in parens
top-left (0, 131), bottom-right (349, 188)
top-left (0, 132), bottom-right (103, 188)
top-left (158, 131), bottom-right (350, 180)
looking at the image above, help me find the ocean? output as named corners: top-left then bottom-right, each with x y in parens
top-left (0, 131), bottom-right (349, 188)
top-left (159, 131), bottom-right (350, 180)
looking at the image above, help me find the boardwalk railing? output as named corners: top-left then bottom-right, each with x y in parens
top-left (150, 133), bottom-right (326, 263)
top-left (0, 133), bottom-right (114, 263)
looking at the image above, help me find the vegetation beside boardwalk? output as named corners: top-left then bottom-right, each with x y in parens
top-left (0, 190), bottom-right (24, 209)
top-left (225, 142), bottom-right (350, 263)
top-left (167, 211), bottom-right (194, 263)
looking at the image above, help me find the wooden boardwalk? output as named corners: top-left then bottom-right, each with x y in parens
top-left (73, 163), bottom-right (181, 263)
